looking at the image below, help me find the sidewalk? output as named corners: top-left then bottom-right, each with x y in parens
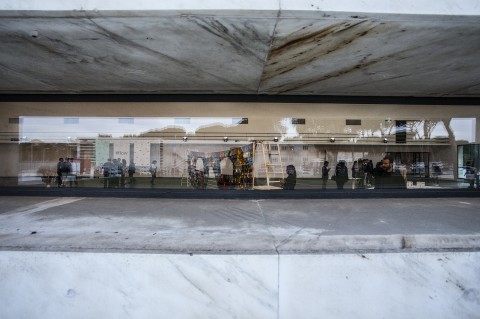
top-left (1, 195), bottom-right (479, 318)
top-left (1, 196), bottom-right (479, 254)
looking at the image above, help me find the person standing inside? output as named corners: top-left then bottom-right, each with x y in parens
top-left (102, 158), bottom-right (113, 188)
top-left (150, 160), bottom-right (157, 185)
top-left (334, 161), bottom-right (349, 190)
top-left (119, 159), bottom-right (127, 188)
top-left (110, 159), bottom-right (120, 188)
top-left (56, 157), bottom-right (64, 187)
top-left (465, 161), bottom-right (476, 189)
top-left (59, 157), bottom-right (71, 187)
top-left (281, 165), bottom-right (297, 190)
top-left (64, 157), bottom-right (73, 187)
top-left (375, 156), bottom-right (407, 189)
top-left (128, 160), bottom-right (136, 186)
top-left (365, 159), bottom-right (374, 187)
top-left (351, 160), bottom-right (358, 179)
top-left (321, 161), bottom-right (330, 190)
top-left (357, 159), bottom-right (366, 189)
top-left (66, 157), bottom-right (77, 187)
top-left (476, 167), bottom-right (480, 189)
top-left (432, 164), bottom-right (442, 186)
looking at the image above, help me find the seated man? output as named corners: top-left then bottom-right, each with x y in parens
top-left (374, 157), bottom-right (407, 189)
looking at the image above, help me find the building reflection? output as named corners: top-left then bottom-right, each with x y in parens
top-left (2, 103), bottom-right (478, 189)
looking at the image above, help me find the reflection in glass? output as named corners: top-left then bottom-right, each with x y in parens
top-left (10, 115), bottom-right (478, 189)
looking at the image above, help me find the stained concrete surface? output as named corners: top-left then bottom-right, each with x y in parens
top-left (1, 3), bottom-right (480, 96)
top-left (0, 196), bottom-right (479, 254)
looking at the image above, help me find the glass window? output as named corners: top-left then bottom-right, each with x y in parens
top-left (2, 102), bottom-right (478, 190)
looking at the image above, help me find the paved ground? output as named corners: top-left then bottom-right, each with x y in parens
top-left (1, 196), bottom-right (479, 254)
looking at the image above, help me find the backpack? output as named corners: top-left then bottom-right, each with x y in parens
top-left (338, 166), bottom-right (348, 178)
top-left (60, 161), bottom-right (70, 173)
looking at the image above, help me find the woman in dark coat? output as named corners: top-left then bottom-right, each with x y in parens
top-left (335, 161), bottom-right (349, 189)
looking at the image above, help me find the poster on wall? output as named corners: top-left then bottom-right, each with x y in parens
top-left (112, 142), bottom-right (130, 162)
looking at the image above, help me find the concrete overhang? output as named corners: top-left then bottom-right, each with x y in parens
top-left (1, 0), bottom-right (480, 98)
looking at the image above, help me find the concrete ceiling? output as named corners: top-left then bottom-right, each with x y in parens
top-left (1, 2), bottom-right (480, 98)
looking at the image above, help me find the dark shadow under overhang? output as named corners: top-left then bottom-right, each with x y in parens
top-left (1, 94), bottom-right (480, 105)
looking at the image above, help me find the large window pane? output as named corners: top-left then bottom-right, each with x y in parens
top-left (0, 103), bottom-right (477, 190)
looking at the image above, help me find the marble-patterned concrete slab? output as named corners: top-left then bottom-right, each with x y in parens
top-left (0, 13), bottom-right (276, 93)
top-left (259, 15), bottom-right (480, 95)
top-left (279, 252), bottom-right (480, 319)
top-left (1, 250), bottom-right (479, 318)
top-left (0, 251), bottom-right (278, 319)
top-left (0, 6), bottom-right (479, 96)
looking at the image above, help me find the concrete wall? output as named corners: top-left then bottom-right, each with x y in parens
top-left (1, 251), bottom-right (478, 319)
